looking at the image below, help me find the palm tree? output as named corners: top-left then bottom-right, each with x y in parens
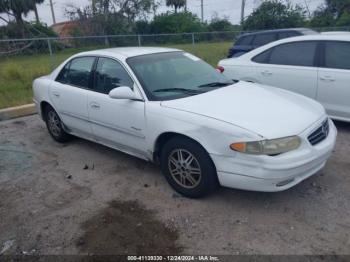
top-left (0, 0), bottom-right (44, 24)
top-left (0, 0), bottom-right (45, 36)
top-left (166, 0), bottom-right (186, 13)
top-left (32, 0), bottom-right (45, 23)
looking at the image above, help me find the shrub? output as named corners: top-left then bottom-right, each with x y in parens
top-left (151, 12), bottom-right (205, 34)
top-left (2, 63), bottom-right (23, 81)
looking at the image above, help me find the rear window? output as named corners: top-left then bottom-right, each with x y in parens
top-left (324, 41), bottom-right (350, 70)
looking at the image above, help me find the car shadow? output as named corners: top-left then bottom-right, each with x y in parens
top-left (333, 120), bottom-right (350, 132)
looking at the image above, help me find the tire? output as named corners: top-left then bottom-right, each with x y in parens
top-left (44, 105), bottom-right (71, 143)
top-left (160, 136), bottom-right (218, 198)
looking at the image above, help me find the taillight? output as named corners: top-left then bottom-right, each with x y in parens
top-left (216, 66), bottom-right (225, 73)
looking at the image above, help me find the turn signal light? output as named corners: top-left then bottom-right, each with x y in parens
top-left (230, 142), bottom-right (246, 152)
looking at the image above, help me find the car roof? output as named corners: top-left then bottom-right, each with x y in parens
top-left (237, 33), bottom-right (350, 59)
top-left (238, 28), bottom-right (316, 37)
top-left (321, 31), bottom-right (350, 35)
top-left (76, 47), bottom-right (181, 60)
top-left (271, 33), bottom-right (350, 43)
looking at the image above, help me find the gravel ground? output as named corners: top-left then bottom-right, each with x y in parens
top-left (0, 115), bottom-right (349, 256)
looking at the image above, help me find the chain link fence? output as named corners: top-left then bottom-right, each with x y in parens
top-left (1, 26), bottom-right (350, 109)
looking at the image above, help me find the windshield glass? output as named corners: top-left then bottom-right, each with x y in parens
top-left (127, 52), bottom-right (234, 101)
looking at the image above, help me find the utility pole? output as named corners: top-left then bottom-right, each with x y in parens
top-left (201, 0), bottom-right (204, 22)
top-left (240, 0), bottom-right (245, 25)
top-left (49, 0), bottom-right (56, 25)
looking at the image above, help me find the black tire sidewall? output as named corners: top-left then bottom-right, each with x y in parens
top-left (160, 136), bottom-right (218, 198)
top-left (44, 106), bottom-right (69, 143)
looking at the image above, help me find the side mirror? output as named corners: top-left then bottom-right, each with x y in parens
top-left (108, 86), bottom-right (142, 100)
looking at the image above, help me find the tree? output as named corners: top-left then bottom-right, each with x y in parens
top-left (336, 11), bottom-right (350, 26)
top-left (243, 0), bottom-right (306, 30)
top-left (151, 12), bottom-right (204, 33)
top-left (0, 0), bottom-right (45, 36)
top-left (64, 0), bottom-right (158, 36)
top-left (309, 0), bottom-right (350, 27)
top-left (32, 0), bottom-right (44, 23)
top-left (166, 0), bottom-right (186, 13)
top-left (207, 14), bottom-right (238, 31)
top-left (0, 0), bottom-right (44, 24)
top-left (309, 5), bottom-right (336, 27)
top-left (325, 0), bottom-right (350, 19)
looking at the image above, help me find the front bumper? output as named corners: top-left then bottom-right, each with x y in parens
top-left (211, 118), bottom-right (337, 192)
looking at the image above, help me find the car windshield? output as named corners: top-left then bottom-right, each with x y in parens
top-left (127, 51), bottom-right (234, 101)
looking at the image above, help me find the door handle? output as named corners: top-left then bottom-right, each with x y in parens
top-left (52, 92), bottom-right (60, 98)
top-left (320, 76), bottom-right (335, 82)
top-left (90, 102), bottom-right (100, 109)
top-left (261, 70), bottom-right (272, 76)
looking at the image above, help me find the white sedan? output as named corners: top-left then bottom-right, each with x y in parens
top-left (33, 47), bottom-right (337, 198)
top-left (218, 34), bottom-right (350, 123)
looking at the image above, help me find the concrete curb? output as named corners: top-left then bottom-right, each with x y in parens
top-left (0, 104), bottom-right (37, 121)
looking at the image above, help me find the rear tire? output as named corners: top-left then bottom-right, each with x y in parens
top-left (44, 105), bottom-right (71, 143)
top-left (160, 136), bottom-right (218, 198)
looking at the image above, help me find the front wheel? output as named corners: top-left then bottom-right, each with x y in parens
top-left (44, 105), bottom-right (71, 143)
top-left (160, 137), bottom-right (218, 198)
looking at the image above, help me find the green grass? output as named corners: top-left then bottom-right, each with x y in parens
top-left (0, 41), bottom-right (231, 109)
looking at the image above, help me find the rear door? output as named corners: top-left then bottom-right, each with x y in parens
top-left (317, 41), bottom-right (350, 120)
top-left (252, 41), bottom-right (319, 99)
top-left (50, 56), bottom-right (95, 137)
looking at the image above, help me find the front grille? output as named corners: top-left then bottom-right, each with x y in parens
top-left (308, 119), bottom-right (329, 146)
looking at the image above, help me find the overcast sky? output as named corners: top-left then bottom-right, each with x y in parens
top-left (3, 0), bottom-right (325, 26)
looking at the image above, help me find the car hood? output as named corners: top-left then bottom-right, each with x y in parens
top-left (160, 82), bottom-right (325, 139)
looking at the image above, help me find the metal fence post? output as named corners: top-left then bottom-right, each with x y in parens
top-left (47, 39), bottom-right (54, 70)
top-left (138, 35), bottom-right (142, 47)
top-left (191, 33), bottom-right (196, 53)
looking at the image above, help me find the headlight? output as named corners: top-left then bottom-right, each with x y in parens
top-left (230, 136), bottom-right (301, 155)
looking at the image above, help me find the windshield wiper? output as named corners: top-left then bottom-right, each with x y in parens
top-left (153, 88), bottom-right (203, 94)
top-left (198, 82), bottom-right (233, 88)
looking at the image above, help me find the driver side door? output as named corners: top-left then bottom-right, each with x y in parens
top-left (87, 57), bottom-right (147, 157)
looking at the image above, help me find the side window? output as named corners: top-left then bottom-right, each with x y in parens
top-left (324, 41), bottom-right (350, 70)
top-left (237, 35), bottom-right (254, 45)
top-left (68, 57), bottom-right (95, 88)
top-left (56, 62), bottom-right (70, 83)
top-left (269, 41), bottom-right (317, 67)
top-left (94, 58), bottom-right (134, 94)
top-left (252, 33), bottom-right (276, 46)
top-left (278, 31), bottom-right (299, 40)
top-left (56, 57), bottom-right (95, 88)
top-left (252, 49), bottom-right (272, 63)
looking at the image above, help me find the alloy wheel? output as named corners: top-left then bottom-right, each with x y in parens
top-left (47, 110), bottom-right (61, 137)
top-left (168, 149), bottom-right (202, 189)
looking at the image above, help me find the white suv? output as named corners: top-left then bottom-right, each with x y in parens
top-left (219, 34), bottom-right (350, 123)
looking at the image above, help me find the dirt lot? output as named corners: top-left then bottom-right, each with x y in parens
top-left (0, 115), bottom-right (350, 256)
